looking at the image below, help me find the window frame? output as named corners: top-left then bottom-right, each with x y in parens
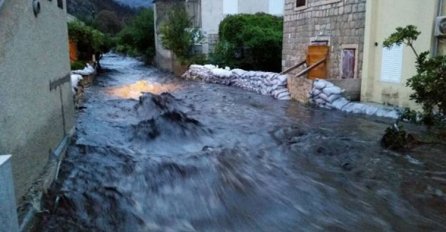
top-left (341, 44), bottom-right (359, 79)
top-left (57, 0), bottom-right (64, 9)
top-left (295, 0), bottom-right (307, 10)
top-left (380, 44), bottom-right (403, 84)
top-left (295, 0), bottom-right (343, 11)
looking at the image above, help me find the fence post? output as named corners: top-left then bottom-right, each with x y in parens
top-left (0, 155), bottom-right (19, 232)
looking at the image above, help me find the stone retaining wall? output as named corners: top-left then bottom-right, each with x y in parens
top-left (287, 76), bottom-right (313, 103)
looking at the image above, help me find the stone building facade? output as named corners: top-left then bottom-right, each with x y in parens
top-left (282, 0), bottom-right (366, 80)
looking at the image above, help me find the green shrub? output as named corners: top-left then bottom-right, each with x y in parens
top-left (384, 25), bottom-right (446, 125)
top-left (381, 124), bottom-right (413, 151)
top-left (116, 9), bottom-right (155, 63)
top-left (211, 13), bottom-right (283, 72)
top-left (68, 20), bottom-right (111, 61)
top-left (70, 60), bottom-right (87, 70)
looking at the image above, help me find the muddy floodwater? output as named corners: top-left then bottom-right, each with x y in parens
top-left (40, 54), bottom-right (446, 232)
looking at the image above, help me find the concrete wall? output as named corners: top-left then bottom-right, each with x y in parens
top-left (154, 2), bottom-right (174, 72)
top-left (282, 0), bottom-right (366, 79)
top-left (0, 0), bottom-right (74, 200)
top-left (361, 0), bottom-right (437, 108)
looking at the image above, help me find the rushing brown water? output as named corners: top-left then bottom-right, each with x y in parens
top-left (39, 54), bottom-right (446, 232)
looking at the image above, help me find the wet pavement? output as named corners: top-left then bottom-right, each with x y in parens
top-left (40, 54), bottom-right (446, 231)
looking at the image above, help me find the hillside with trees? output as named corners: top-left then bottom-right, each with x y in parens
top-left (66, 0), bottom-right (140, 24)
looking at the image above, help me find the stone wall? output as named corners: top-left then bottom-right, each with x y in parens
top-left (287, 76), bottom-right (314, 103)
top-left (282, 0), bottom-right (366, 79)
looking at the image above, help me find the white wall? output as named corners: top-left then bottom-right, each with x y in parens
top-left (223, 0), bottom-right (238, 14)
top-left (361, 0), bottom-right (437, 108)
top-left (202, 0), bottom-right (225, 34)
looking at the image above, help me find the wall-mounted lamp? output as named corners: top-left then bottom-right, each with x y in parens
top-left (33, 0), bottom-right (41, 17)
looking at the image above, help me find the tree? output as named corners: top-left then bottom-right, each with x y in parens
top-left (384, 25), bottom-right (446, 125)
top-left (116, 8), bottom-right (155, 63)
top-left (159, 4), bottom-right (203, 63)
top-left (68, 20), bottom-right (111, 62)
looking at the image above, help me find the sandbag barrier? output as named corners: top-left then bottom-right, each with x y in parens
top-left (182, 65), bottom-right (291, 100)
top-left (310, 80), bottom-right (400, 119)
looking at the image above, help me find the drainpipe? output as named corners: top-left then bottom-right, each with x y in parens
top-left (433, 0), bottom-right (444, 56)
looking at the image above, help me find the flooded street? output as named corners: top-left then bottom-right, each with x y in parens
top-left (40, 54), bottom-right (446, 231)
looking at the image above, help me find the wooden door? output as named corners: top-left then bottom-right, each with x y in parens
top-left (307, 45), bottom-right (329, 79)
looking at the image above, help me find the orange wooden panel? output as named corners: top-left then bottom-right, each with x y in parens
top-left (69, 39), bottom-right (78, 63)
top-left (307, 45), bottom-right (329, 79)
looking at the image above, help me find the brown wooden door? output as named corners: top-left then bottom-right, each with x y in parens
top-left (307, 45), bottom-right (329, 79)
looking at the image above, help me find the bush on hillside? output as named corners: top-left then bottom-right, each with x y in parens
top-left (211, 13), bottom-right (283, 72)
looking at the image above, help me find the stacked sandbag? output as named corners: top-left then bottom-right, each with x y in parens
top-left (310, 79), bottom-right (400, 119)
top-left (310, 80), bottom-right (345, 110)
top-left (182, 65), bottom-right (291, 100)
top-left (70, 74), bottom-right (83, 94)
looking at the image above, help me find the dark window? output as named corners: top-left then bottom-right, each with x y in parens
top-left (57, 0), bottom-right (63, 9)
top-left (296, 0), bottom-right (306, 8)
